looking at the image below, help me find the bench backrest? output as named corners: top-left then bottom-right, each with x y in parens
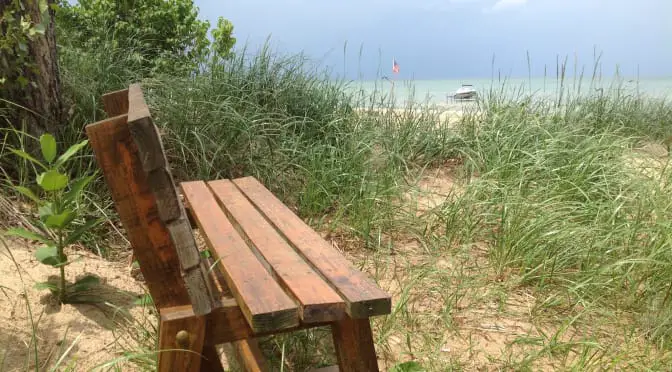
top-left (86, 84), bottom-right (216, 315)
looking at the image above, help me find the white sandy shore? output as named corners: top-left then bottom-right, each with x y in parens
top-left (354, 106), bottom-right (467, 125)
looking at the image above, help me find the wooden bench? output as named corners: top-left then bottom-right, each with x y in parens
top-left (85, 84), bottom-right (391, 371)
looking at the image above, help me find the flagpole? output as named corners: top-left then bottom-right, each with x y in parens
top-left (391, 58), bottom-right (396, 104)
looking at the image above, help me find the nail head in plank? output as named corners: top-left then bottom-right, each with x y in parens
top-left (208, 179), bottom-right (345, 324)
top-left (233, 176), bottom-right (391, 318)
top-left (181, 181), bottom-right (299, 333)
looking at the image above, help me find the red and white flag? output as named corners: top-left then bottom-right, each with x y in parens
top-left (392, 58), bottom-right (399, 74)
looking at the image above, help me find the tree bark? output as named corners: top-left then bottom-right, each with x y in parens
top-left (0, 0), bottom-right (63, 137)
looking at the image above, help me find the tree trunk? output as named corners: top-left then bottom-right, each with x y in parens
top-left (0, 0), bottom-right (63, 137)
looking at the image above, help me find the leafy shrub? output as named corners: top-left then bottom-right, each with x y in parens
top-left (57, 0), bottom-right (236, 75)
top-left (5, 134), bottom-right (102, 304)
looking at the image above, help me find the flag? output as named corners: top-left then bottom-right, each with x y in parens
top-left (392, 58), bottom-right (399, 74)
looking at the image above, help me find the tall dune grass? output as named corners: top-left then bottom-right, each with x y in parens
top-left (4, 39), bottom-right (672, 368)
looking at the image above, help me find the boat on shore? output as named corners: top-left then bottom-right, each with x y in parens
top-left (448, 84), bottom-right (478, 101)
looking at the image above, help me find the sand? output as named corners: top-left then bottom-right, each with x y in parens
top-left (0, 237), bottom-right (154, 371)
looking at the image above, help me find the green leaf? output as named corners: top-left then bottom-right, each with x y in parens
top-left (13, 186), bottom-right (40, 204)
top-left (38, 202), bottom-right (52, 220)
top-left (55, 140), bottom-right (89, 167)
top-left (64, 218), bottom-right (103, 246)
top-left (39, 134), bottom-right (57, 163)
top-left (37, 170), bottom-right (69, 192)
top-left (4, 228), bottom-right (54, 245)
top-left (29, 23), bottom-right (45, 36)
top-left (45, 210), bottom-right (76, 229)
top-left (200, 250), bottom-right (212, 258)
top-left (134, 294), bottom-right (154, 306)
top-left (63, 175), bottom-right (94, 206)
top-left (53, 255), bottom-right (82, 268)
top-left (69, 275), bottom-right (100, 292)
top-left (390, 362), bottom-right (424, 372)
top-left (9, 148), bottom-right (47, 169)
top-left (35, 246), bottom-right (61, 266)
top-left (38, 0), bottom-right (48, 13)
top-left (17, 76), bottom-right (29, 88)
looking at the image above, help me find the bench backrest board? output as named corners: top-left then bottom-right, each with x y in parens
top-left (86, 84), bottom-right (216, 315)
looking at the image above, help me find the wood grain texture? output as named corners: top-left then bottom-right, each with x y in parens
top-left (158, 309), bottom-right (206, 372)
top-left (86, 114), bottom-right (190, 308)
top-left (121, 83), bottom-right (215, 315)
top-left (331, 317), bottom-right (379, 372)
top-left (166, 219), bottom-right (203, 270)
top-left (127, 83), bottom-right (152, 123)
top-left (208, 179), bottom-right (345, 324)
top-left (101, 88), bottom-right (129, 117)
top-left (163, 298), bottom-right (331, 346)
top-left (163, 299), bottom-right (329, 346)
top-left (181, 181), bottom-right (299, 333)
top-left (147, 168), bottom-right (182, 222)
top-left (127, 113), bottom-right (167, 172)
top-left (232, 339), bottom-right (269, 372)
top-left (233, 176), bottom-right (391, 319)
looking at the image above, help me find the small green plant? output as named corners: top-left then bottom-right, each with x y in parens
top-left (5, 133), bottom-right (102, 304)
top-left (390, 361), bottom-right (424, 372)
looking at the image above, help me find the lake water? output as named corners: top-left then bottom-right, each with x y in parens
top-left (346, 77), bottom-right (672, 108)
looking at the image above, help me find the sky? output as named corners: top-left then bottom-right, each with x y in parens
top-left (195, 0), bottom-right (671, 80)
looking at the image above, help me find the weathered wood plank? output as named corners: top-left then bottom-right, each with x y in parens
top-left (233, 176), bottom-right (391, 319)
top-left (127, 83), bottom-right (152, 123)
top-left (127, 110), bottom-right (167, 172)
top-left (208, 179), bottom-right (345, 324)
top-left (232, 339), bottom-right (268, 372)
top-left (147, 167), bottom-right (182, 222)
top-left (331, 317), bottom-right (379, 372)
top-left (166, 218), bottom-right (203, 270)
top-left (163, 299), bottom-right (330, 346)
top-left (86, 114), bottom-right (190, 308)
top-left (181, 181), bottom-right (299, 333)
top-left (121, 83), bottom-right (215, 315)
top-left (101, 88), bottom-right (129, 117)
top-left (158, 309), bottom-right (206, 371)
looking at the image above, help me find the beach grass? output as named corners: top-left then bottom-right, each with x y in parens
top-left (3, 39), bottom-right (672, 370)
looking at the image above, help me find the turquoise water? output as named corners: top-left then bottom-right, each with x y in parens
top-left (347, 77), bottom-right (672, 107)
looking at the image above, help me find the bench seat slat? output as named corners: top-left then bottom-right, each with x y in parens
top-left (208, 179), bottom-right (346, 323)
top-left (233, 177), bottom-right (392, 318)
top-left (181, 181), bottom-right (299, 333)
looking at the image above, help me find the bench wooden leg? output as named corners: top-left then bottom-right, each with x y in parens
top-left (199, 345), bottom-right (226, 372)
top-left (158, 312), bottom-right (206, 371)
top-left (220, 338), bottom-right (268, 372)
top-left (331, 317), bottom-right (379, 372)
top-left (232, 338), bottom-right (268, 372)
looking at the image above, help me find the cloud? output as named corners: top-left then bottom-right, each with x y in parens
top-left (490, 0), bottom-right (528, 11)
